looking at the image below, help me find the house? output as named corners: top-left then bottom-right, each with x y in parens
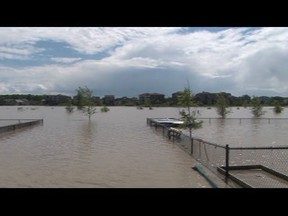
top-left (171, 91), bottom-right (184, 102)
top-left (139, 93), bottom-right (165, 104)
top-left (103, 95), bottom-right (115, 106)
top-left (4, 99), bottom-right (29, 105)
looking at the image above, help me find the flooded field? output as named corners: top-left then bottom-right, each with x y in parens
top-left (0, 106), bottom-right (287, 188)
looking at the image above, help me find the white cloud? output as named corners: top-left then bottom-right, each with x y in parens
top-left (0, 27), bottom-right (182, 56)
top-left (0, 43), bottom-right (44, 60)
top-left (50, 57), bottom-right (82, 63)
top-left (0, 52), bottom-right (29, 60)
top-left (1, 27), bottom-right (288, 96)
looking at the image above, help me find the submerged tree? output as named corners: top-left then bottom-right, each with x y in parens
top-left (216, 93), bottom-right (231, 118)
top-left (273, 101), bottom-right (283, 114)
top-left (75, 86), bottom-right (97, 121)
top-left (65, 98), bottom-right (74, 113)
top-left (100, 105), bottom-right (110, 112)
top-left (178, 87), bottom-right (203, 139)
top-left (251, 96), bottom-right (265, 117)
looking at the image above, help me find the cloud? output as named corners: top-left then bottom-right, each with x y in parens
top-left (0, 27), bottom-right (182, 56)
top-left (235, 46), bottom-right (288, 94)
top-left (50, 57), bottom-right (82, 63)
top-left (0, 43), bottom-right (44, 60)
top-left (1, 27), bottom-right (288, 97)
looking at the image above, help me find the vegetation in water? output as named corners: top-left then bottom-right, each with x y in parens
top-left (75, 86), bottom-right (97, 121)
top-left (178, 86), bottom-right (203, 139)
top-left (251, 96), bottom-right (265, 117)
top-left (216, 93), bottom-right (231, 118)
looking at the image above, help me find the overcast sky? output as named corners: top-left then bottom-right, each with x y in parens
top-left (0, 27), bottom-right (288, 98)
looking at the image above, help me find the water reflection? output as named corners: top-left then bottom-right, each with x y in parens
top-left (77, 121), bottom-right (97, 161)
top-left (250, 118), bottom-right (262, 131)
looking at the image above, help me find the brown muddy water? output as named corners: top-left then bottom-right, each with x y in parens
top-left (0, 106), bottom-right (209, 188)
top-left (0, 106), bottom-right (287, 188)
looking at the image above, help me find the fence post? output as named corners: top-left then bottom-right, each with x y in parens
top-left (190, 138), bottom-right (194, 155)
top-left (225, 144), bottom-right (229, 183)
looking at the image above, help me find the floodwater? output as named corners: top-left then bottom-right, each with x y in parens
top-left (188, 106), bottom-right (288, 147)
top-left (0, 106), bottom-right (287, 188)
top-left (0, 106), bottom-right (210, 188)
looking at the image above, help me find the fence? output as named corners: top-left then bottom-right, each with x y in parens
top-left (147, 118), bottom-right (288, 188)
top-left (0, 119), bottom-right (43, 134)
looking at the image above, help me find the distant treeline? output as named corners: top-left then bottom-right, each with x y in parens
top-left (0, 92), bottom-right (287, 106)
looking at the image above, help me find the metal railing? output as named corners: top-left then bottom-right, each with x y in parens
top-left (147, 118), bottom-right (288, 188)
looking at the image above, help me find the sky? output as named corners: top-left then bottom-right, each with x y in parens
top-left (0, 27), bottom-right (288, 98)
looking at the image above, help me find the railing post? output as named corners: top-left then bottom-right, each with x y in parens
top-left (225, 144), bottom-right (229, 183)
top-left (190, 138), bottom-right (194, 155)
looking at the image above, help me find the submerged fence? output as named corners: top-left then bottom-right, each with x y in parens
top-left (147, 118), bottom-right (288, 188)
top-left (0, 119), bottom-right (43, 134)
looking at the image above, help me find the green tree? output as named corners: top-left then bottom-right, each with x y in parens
top-left (65, 98), bottom-right (74, 113)
top-left (216, 93), bottom-right (231, 118)
top-left (100, 105), bottom-right (110, 112)
top-left (242, 100), bottom-right (249, 108)
top-left (75, 86), bottom-right (97, 121)
top-left (144, 98), bottom-right (153, 109)
top-left (178, 87), bottom-right (202, 139)
top-left (251, 96), bottom-right (265, 117)
top-left (273, 101), bottom-right (283, 114)
top-left (75, 87), bottom-right (86, 110)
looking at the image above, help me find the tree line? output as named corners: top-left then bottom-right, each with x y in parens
top-left (0, 91), bottom-right (288, 107)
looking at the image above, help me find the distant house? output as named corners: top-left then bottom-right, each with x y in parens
top-left (171, 91), bottom-right (184, 102)
top-left (92, 96), bottom-right (101, 105)
top-left (103, 95), bottom-right (115, 106)
top-left (4, 99), bottom-right (29, 105)
top-left (44, 94), bottom-right (72, 105)
top-left (194, 92), bottom-right (218, 105)
top-left (139, 93), bottom-right (165, 104)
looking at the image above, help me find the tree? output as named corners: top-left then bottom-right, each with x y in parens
top-left (75, 86), bottom-right (97, 121)
top-left (178, 87), bottom-right (203, 139)
top-left (273, 101), bottom-right (283, 114)
top-left (65, 98), bottom-right (74, 113)
top-left (216, 93), bottom-right (231, 118)
top-left (251, 96), bottom-right (265, 117)
top-left (75, 87), bottom-right (86, 110)
top-left (100, 105), bottom-right (110, 112)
